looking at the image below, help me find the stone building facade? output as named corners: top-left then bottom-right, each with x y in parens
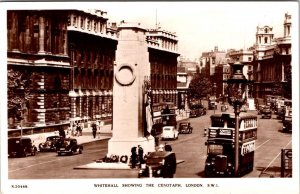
top-left (7, 10), bottom-right (70, 135)
top-left (67, 9), bottom-right (117, 128)
top-left (146, 29), bottom-right (180, 123)
top-left (7, 9), bottom-right (180, 135)
top-left (252, 13), bottom-right (292, 99)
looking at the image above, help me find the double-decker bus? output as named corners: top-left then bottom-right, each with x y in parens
top-left (189, 98), bottom-right (206, 118)
top-left (204, 113), bottom-right (258, 177)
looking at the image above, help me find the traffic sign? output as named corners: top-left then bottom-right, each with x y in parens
top-left (285, 150), bottom-right (292, 159)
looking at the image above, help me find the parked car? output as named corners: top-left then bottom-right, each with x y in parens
top-left (282, 108), bottom-right (292, 133)
top-left (261, 106), bottom-right (272, 119)
top-left (8, 137), bottom-right (37, 157)
top-left (57, 138), bottom-right (83, 156)
top-left (138, 150), bottom-right (177, 178)
top-left (161, 126), bottom-right (179, 140)
top-left (39, 135), bottom-right (61, 152)
top-left (178, 122), bottom-right (193, 134)
top-left (200, 104), bottom-right (207, 115)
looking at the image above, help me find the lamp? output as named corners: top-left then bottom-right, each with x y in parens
top-left (226, 62), bottom-right (248, 176)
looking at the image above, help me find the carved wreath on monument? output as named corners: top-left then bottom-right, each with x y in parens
top-left (115, 63), bottom-right (136, 86)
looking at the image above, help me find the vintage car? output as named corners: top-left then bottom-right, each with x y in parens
top-left (161, 126), bottom-right (179, 140)
top-left (138, 150), bottom-right (177, 178)
top-left (261, 106), bottom-right (272, 119)
top-left (8, 137), bottom-right (37, 157)
top-left (208, 96), bottom-right (217, 110)
top-left (257, 105), bottom-right (265, 115)
top-left (276, 106), bottom-right (285, 120)
top-left (178, 122), bottom-right (193, 134)
top-left (39, 135), bottom-right (61, 152)
top-left (282, 108), bottom-right (292, 133)
top-left (57, 138), bottom-right (83, 156)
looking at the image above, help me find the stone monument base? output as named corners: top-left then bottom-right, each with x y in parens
top-left (107, 136), bottom-right (155, 158)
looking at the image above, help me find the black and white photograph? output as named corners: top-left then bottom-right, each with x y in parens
top-left (0, 1), bottom-right (299, 194)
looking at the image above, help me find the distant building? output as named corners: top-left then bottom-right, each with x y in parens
top-left (176, 57), bottom-right (200, 109)
top-left (252, 13), bottom-right (292, 99)
top-left (214, 63), bottom-right (231, 97)
top-left (177, 66), bottom-right (188, 110)
top-left (200, 46), bottom-right (226, 77)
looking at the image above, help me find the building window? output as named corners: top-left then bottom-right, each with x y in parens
top-left (73, 16), bottom-right (77, 27)
top-left (80, 18), bottom-right (84, 29)
top-left (248, 57), bottom-right (252, 61)
top-left (94, 21), bottom-right (97, 32)
top-left (265, 28), bottom-right (268, 33)
top-left (264, 37), bottom-right (268, 44)
top-left (87, 20), bottom-right (91, 30)
top-left (67, 16), bottom-right (71, 26)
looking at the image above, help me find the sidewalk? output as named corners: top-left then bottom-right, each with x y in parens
top-left (25, 124), bottom-right (113, 149)
top-left (26, 113), bottom-right (190, 150)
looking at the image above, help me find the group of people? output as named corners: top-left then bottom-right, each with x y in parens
top-left (70, 122), bottom-right (83, 137)
top-left (130, 145), bottom-right (144, 169)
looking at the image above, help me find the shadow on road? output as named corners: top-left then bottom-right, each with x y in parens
top-left (256, 166), bottom-right (283, 178)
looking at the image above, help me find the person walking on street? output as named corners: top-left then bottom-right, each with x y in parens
top-left (92, 122), bottom-right (97, 139)
top-left (76, 123), bottom-right (81, 137)
top-left (58, 127), bottom-right (66, 139)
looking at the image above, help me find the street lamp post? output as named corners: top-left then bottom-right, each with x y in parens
top-left (213, 83), bottom-right (216, 114)
top-left (226, 63), bottom-right (248, 176)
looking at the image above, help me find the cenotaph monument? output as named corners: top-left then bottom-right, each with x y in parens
top-left (107, 22), bottom-right (155, 157)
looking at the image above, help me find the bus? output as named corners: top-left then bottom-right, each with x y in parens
top-left (204, 113), bottom-right (258, 177)
top-left (189, 98), bottom-right (206, 118)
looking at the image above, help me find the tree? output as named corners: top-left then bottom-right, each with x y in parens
top-left (188, 71), bottom-right (212, 100)
top-left (7, 69), bottom-right (31, 125)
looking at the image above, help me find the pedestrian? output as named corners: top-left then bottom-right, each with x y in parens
top-left (92, 122), bottom-right (97, 139)
top-left (58, 127), bottom-right (66, 139)
top-left (72, 123), bottom-right (76, 136)
top-left (76, 123), bottom-right (81, 137)
top-left (138, 145), bottom-right (144, 167)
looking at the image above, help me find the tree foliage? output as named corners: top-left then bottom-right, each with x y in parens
top-left (188, 71), bottom-right (212, 100)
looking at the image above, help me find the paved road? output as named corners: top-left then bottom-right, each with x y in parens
top-left (8, 108), bottom-right (292, 179)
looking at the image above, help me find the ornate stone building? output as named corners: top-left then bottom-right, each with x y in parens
top-left (7, 10), bottom-right (70, 135)
top-left (7, 9), bottom-right (180, 135)
top-left (252, 13), bottom-right (292, 99)
top-left (67, 9), bottom-right (117, 128)
top-left (146, 29), bottom-right (180, 124)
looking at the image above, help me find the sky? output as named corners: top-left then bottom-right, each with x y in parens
top-left (1, 1), bottom-right (297, 60)
top-left (98, 1), bottom-right (297, 60)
